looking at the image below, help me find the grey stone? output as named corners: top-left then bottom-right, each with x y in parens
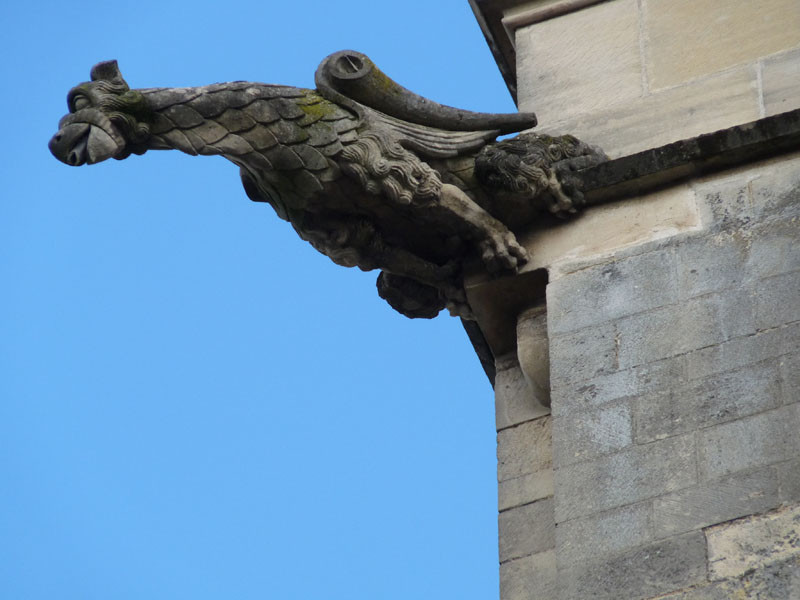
top-left (547, 249), bottom-right (679, 335)
top-left (499, 470), bottom-right (553, 512)
top-left (781, 352), bottom-right (800, 405)
top-left (656, 556), bottom-right (800, 599)
top-left (698, 405), bottom-right (800, 479)
top-left (754, 270), bottom-right (800, 331)
top-left (653, 468), bottom-right (780, 538)
top-left (746, 218), bottom-right (800, 282)
top-left (633, 360), bottom-right (782, 443)
top-left (516, 308), bottom-right (551, 410)
top-left (695, 178), bottom-right (754, 232)
top-left (500, 550), bottom-right (556, 600)
top-left (49, 55), bottom-right (605, 322)
top-left (556, 502), bottom-right (652, 567)
top-left (550, 367), bottom-right (639, 417)
top-left (498, 498), bottom-right (555, 562)
top-left (555, 434), bottom-right (696, 522)
top-left (553, 401), bottom-right (632, 466)
top-left (549, 321), bottom-right (617, 385)
top-left (616, 296), bottom-right (727, 369)
top-left (684, 322), bottom-right (800, 381)
top-left (676, 231), bottom-right (749, 298)
top-left (495, 363), bottom-right (549, 431)
top-left (497, 417), bottom-right (552, 482)
top-left (558, 531), bottom-right (707, 600)
top-left (777, 459), bottom-right (800, 504)
top-left (749, 155), bottom-right (800, 223)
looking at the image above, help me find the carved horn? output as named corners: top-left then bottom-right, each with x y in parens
top-left (90, 60), bottom-right (128, 88)
top-left (315, 50), bottom-right (537, 134)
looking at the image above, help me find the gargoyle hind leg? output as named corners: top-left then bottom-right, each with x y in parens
top-left (436, 183), bottom-right (528, 274)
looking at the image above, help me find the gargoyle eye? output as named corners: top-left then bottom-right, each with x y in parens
top-left (71, 95), bottom-right (90, 111)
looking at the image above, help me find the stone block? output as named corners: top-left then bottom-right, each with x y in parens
top-left (763, 47), bottom-right (800, 117)
top-left (706, 502), bottom-right (800, 580)
top-left (495, 363), bottom-right (549, 431)
top-left (694, 178), bottom-right (753, 233)
top-left (676, 232), bottom-right (749, 298)
top-left (538, 67), bottom-right (759, 158)
top-left (547, 249), bottom-right (679, 335)
top-left (499, 470), bottom-right (553, 513)
top-left (656, 556), bottom-right (800, 599)
top-left (548, 322), bottom-right (616, 386)
top-left (558, 531), bottom-right (707, 600)
top-left (747, 219), bottom-right (800, 283)
top-left (556, 501), bottom-right (652, 567)
top-left (653, 468), bottom-right (779, 538)
top-left (684, 322), bottom-right (800, 381)
top-left (516, 0), bottom-right (642, 124)
top-left (777, 459), bottom-right (800, 504)
top-left (553, 401), bottom-right (632, 466)
top-left (749, 154), bottom-right (800, 222)
top-left (497, 417), bottom-right (552, 483)
top-left (499, 550), bottom-right (556, 600)
top-left (616, 296), bottom-right (726, 369)
top-left (698, 405), bottom-right (800, 479)
top-left (555, 434), bottom-right (696, 521)
top-left (781, 353), bottom-right (800, 405)
top-left (633, 361), bottom-right (781, 443)
top-left (499, 498), bottom-right (555, 563)
top-left (516, 308), bottom-right (551, 410)
top-left (754, 270), bottom-right (800, 331)
top-left (645, 0), bottom-right (800, 90)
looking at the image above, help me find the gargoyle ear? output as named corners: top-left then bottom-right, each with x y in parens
top-left (90, 60), bottom-right (128, 87)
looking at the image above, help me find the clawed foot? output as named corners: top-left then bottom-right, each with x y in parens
top-left (479, 231), bottom-right (528, 274)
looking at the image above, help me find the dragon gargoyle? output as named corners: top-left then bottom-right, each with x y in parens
top-left (49, 51), bottom-right (605, 318)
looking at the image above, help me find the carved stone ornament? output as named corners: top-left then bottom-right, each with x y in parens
top-left (49, 51), bottom-right (605, 319)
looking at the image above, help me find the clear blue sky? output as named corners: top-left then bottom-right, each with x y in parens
top-left (1, 2), bottom-right (518, 598)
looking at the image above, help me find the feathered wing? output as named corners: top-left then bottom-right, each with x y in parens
top-left (367, 109), bottom-right (500, 159)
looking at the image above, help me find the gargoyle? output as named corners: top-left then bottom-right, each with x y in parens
top-left (49, 51), bottom-right (605, 318)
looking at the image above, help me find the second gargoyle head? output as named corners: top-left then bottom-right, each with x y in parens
top-left (49, 60), bottom-right (152, 166)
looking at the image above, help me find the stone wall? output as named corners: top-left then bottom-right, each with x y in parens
top-left (494, 150), bottom-right (800, 599)
top-left (513, 0), bottom-right (800, 156)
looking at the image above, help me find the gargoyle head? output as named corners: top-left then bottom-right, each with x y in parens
top-left (49, 60), bottom-right (152, 166)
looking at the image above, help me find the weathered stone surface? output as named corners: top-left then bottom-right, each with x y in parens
top-left (749, 152), bottom-right (800, 222)
top-left (499, 470), bottom-right (553, 512)
top-left (616, 296), bottom-right (727, 369)
top-left (675, 231), bottom-right (749, 298)
top-left (633, 361), bottom-right (781, 443)
top-left (495, 362), bottom-right (549, 431)
top-left (747, 219), bottom-right (800, 283)
top-left (781, 353), bottom-right (800, 406)
top-left (655, 556), bottom-right (800, 599)
top-left (556, 502), bottom-right (652, 567)
top-left (753, 270), bottom-right (800, 331)
top-left (499, 550), bottom-right (556, 600)
top-left (547, 248), bottom-right (679, 335)
top-left (763, 47), bottom-right (800, 117)
top-left (698, 405), bottom-right (800, 479)
top-left (497, 417), bottom-right (552, 482)
top-left (559, 531), bottom-right (707, 600)
top-left (499, 498), bottom-right (555, 563)
top-left (706, 502), bottom-right (800, 580)
top-left (539, 67), bottom-right (760, 158)
top-left (645, 0), bottom-right (800, 90)
top-left (515, 308), bottom-right (551, 410)
top-left (553, 401), bottom-right (632, 466)
top-left (777, 459), bottom-right (800, 503)
top-left (555, 434), bottom-right (696, 521)
top-left (549, 322), bottom-right (616, 385)
top-left (653, 468), bottom-right (779, 538)
top-left (516, 0), bottom-right (642, 124)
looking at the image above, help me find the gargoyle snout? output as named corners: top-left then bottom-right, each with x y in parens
top-left (49, 121), bottom-right (121, 166)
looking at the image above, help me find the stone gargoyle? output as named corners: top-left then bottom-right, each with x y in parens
top-left (49, 50), bottom-right (605, 318)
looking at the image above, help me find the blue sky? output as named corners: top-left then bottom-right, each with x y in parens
top-left (1, 2), bottom-right (518, 598)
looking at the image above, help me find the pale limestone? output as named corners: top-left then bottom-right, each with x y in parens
top-left (499, 470), bottom-right (554, 512)
top-left (645, 0), bottom-right (800, 90)
top-left (499, 550), bottom-right (556, 600)
top-left (516, 307), bottom-right (550, 409)
top-left (495, 362), bottom-right (550, 431)
top-left (497, 417), bottom-right (553, 482)
top-left (706, 502), bottom-right (800, 580)
top-left (539, 67), bottom-right (760, 158)
top-left (763, 48), bottom-right (800, 117)
top-left (515, 0), bottom-right (642, 124)
top-left (520, 184), bottom-right (699, 278)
